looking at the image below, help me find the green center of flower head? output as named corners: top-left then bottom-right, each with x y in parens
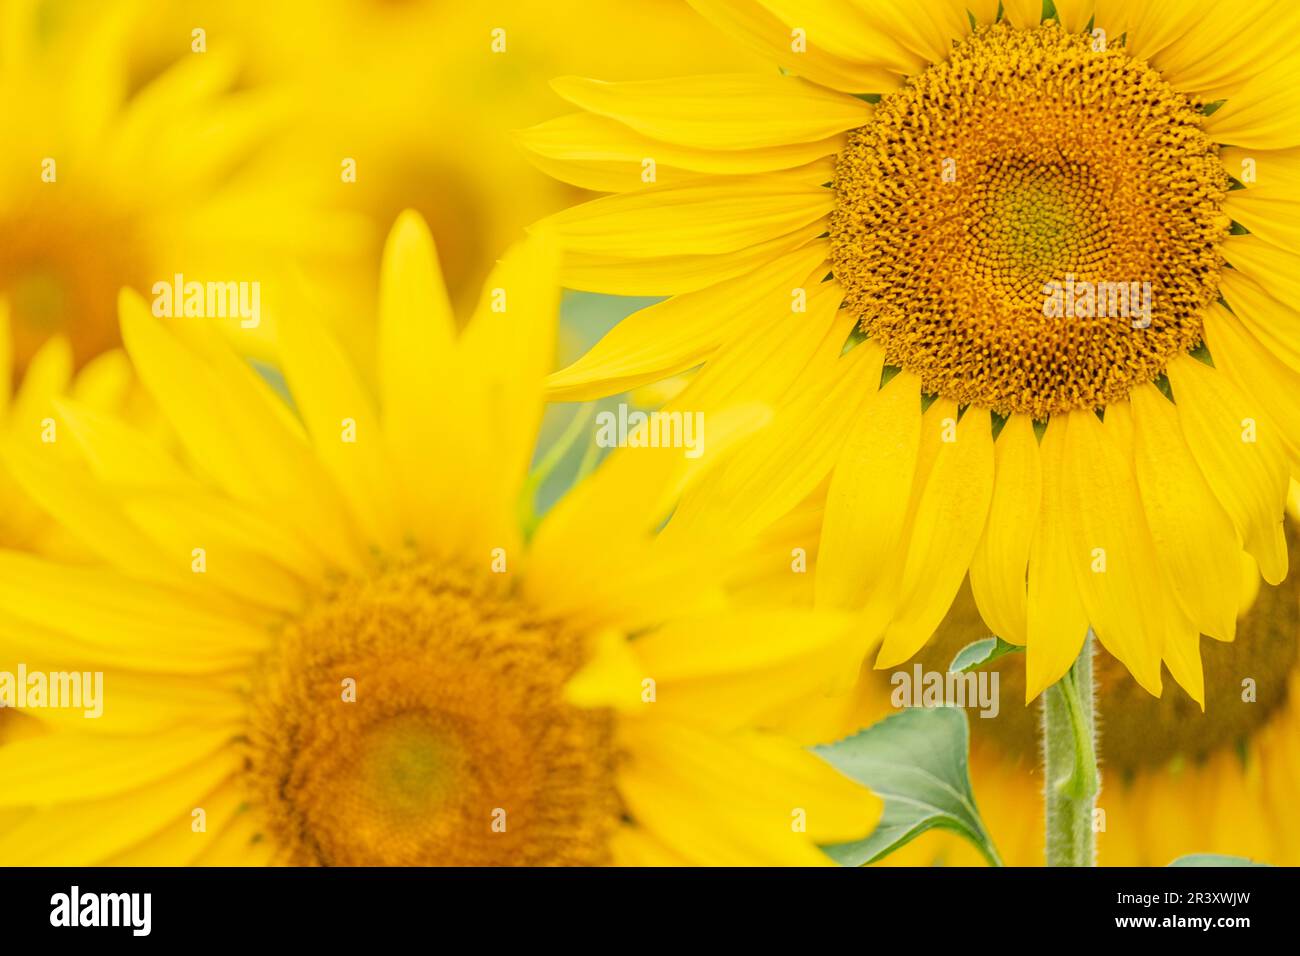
top-left (246, 560), bottom-right (622, 865)
top-left (914, 555), bottom-right (1300, 776)
top-left (829, 22), bottom-right (1230, 420)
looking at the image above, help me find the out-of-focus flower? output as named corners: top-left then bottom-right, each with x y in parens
top-left (0, 212), bottom-right (877, 865)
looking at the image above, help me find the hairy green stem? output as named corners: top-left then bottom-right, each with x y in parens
top-left (1042, 632), bottom-right (1099, 866)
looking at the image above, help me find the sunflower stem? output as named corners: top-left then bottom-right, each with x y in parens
top-left (1042, 632), bottom-right (1099, 866)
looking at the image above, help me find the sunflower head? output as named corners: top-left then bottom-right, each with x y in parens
top-left (248, 559), bottom-right (622, 866)
top-left (830, 21), bottom-right (1230, 420)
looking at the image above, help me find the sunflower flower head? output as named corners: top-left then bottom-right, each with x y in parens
top-left (0, 211), bottom-right (878, 866)
top-left (528, 0), bottom-right (1300, 705)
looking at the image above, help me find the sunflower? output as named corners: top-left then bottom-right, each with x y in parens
top-left (0, 0), bottom-right (366, 369)
top-left (152, 0), bottom-right (766, 373)
top-left (882, 508), bottom-right (1300, 866)
top-left (0, 212), bottom-right (877, 866)
top-left (0, 304), bottom-right (157, 558)
top-left (526, 0), bottom-right (1300, 702)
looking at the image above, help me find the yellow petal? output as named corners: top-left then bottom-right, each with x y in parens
top-left (815, 367), bottom-right (921, 610)
top-left (686, 0), bottom-right (904, 93)
top-left (1025, 415), bottom-right (1091, 700)
top-left (551, 74), bottom-right (873, 149)
top-left (1223, 236), bottom-right (1300, 322)
top-left (1203, 302), bottom-right (1300, 464)
top-left (0, 728), bottom-right (234, 807)
top-left (556, 220), bottom-right (828, 296)
top-left (877, 402), bottom-right (995, 668)
top-left (277, 306), bottom-right (402, 552)
top-left (1058, 407), bottom-right (1169, 697)
top-left (1208, 54), bottom-right (1300, 149)
top-left (1130, 384), bottom-right (1240, 641)
top-left (457, 234), bottom-right (562, 552)
top-left (546, 243), bottom-right (828, 401)
top-left (1219, 267), bottom-right (1300, 373)
top-left (375, 212), bottom-right (473, 551)
top-left (0, 755), bottom-right (240, 865)
top-left (1167, 352), bottom-right (1289, 583)
top-left (970, 414), bottom-right (1041, 646)
top-left (1225, 189), bottom-right (1300, 252)
top-left (10, 335), bottom-right (71, 441)
top-left (519, 112), bottom-right (844, 192)
top-left (539, 172), bottom-right (834, 259)
top-left (668, 339), bottom-right (882, 542)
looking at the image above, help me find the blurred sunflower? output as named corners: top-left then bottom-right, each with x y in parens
top-left (0, 212), bottom-right (877, 865)
top-left (0, 0), bottom-right (367, 368)
top-left (527, 0), bottom-right (1300, 702)
top-left (888, 513), bottom-right (1300, 866)
top-left (148, 0), bottom-right (767, 369)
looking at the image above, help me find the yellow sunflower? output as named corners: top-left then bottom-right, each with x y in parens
top-left (143, 0), bottom-right (766, 372)
top-left (880, 511), bottom-right (1300, 866)
top-left (527, 0), bottom-right (1300, 703)
top-left (0, 0), bottom-right (366, 368)
top-left (0, 212), bottom-right (878, 866)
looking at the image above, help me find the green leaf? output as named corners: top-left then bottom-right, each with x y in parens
top-left (814, 707), bottom-right (1001, 866)
top-left (948, 636), bottom-right (1022, 674)
top-left (1169, 854), bottom-right (1270, 867)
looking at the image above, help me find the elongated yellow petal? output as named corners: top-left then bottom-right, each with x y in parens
top-left (457, 235), bottom-right (562, 553)
top-left (1025, 415), bottom-right (1091, 700)
top-left (546, 244), bottom-right (828, 401)
top-left (375, 212), bottom-right (474, 551)
top-left (845, 0), bottom-right (973, 65)
top-left (877, 402), bottom-right (995, 668)
top-left (119, 290), bottom-right (362, 572)
top-left (1225, 190), bottom-right (1300, 252)
top-left (556, 221), bottom-right (827, 296)
top-left (619, 718), bottom-right (876, 864)
top-left (1219, 267), bottom-right (1300, 373)
top-left (0, 756), bottom-right (240, 865)
top-left (668, 339), bottom-right (882, 543)
top-left (1152, 0), bottom-right (1300, 98)
top-left (1001, 0), bottom-right (1046, 28)
top-left (1130, 384), bottom-right (1240, 642)
top-left (105, 780), bottom-right (244, 866)
top-left (687, 0), bottom-right (904, 93)
top-left (9, 335), bottom-right (71, 440)
top-left (622, 609), bottom-right (863, 729)
top-left (816, 367), bottom-right (921, 610)
top-left (672, 271), bottom-right (848, 415)
top-left (1203, 302), bottom-right (1300, 463)
top-left (277, 307), bottom-right (402, 551)
top-left (970, 414), bottom-right (1041, 646)
top-left (0, 728), bottom-right (234, 807)
top-left (1208, 53), bottom-right (1300, 149)
top-left (519, 112), bottom-right (844, 192)
top-left (1058, 407), bottom-right (1169, 696)
top-left (0, 552), bottom-right (266, 672)
top-left (1167, 352), bottom-right (1289, 583)
top-left (551, 74), bottom-right (873, 149)
top-left (1223, 237), bottom-right (1300, 321)
top-left (540, 173), bottom-right (834, 259)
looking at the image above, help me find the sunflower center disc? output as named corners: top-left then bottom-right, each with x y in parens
top-left (247, 561), bottom-right (622, 865)
top-left (829, 22), bottom-right (1230, 419)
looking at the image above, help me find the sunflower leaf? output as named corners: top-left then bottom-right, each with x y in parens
top-left (1169, 854), bottom-right (1270, 867)
top-left (814, 707), bottom-right (1001, 866)
top-left (948, 636), bottom-right (1022, 674)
